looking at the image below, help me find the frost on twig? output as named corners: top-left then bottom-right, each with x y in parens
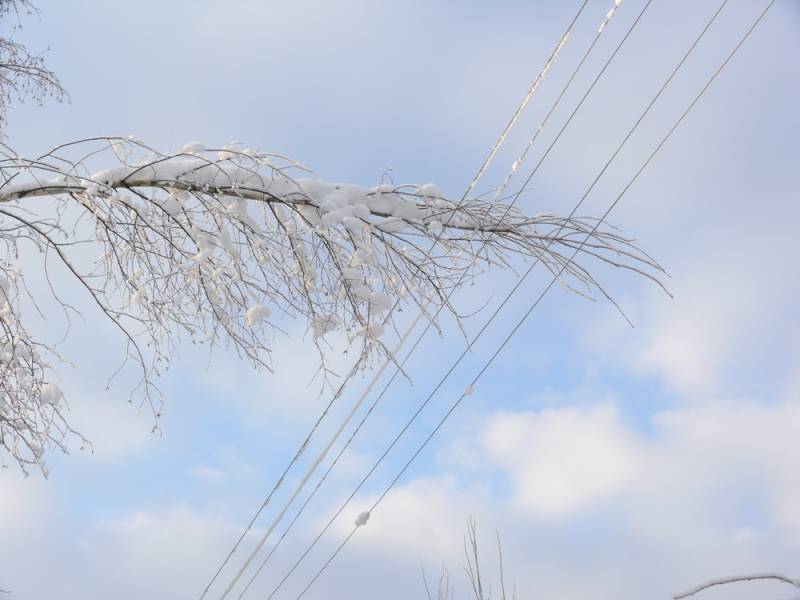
top-left (0, 136), bottom-right (665, 474)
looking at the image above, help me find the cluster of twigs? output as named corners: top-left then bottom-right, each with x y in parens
top-left (422, 518), bottom-right (516, 600)
top-left (0, 0), bottom-right (66, 132)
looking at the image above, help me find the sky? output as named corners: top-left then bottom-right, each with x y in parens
top-left (1, 1), bottom-right (799, 599)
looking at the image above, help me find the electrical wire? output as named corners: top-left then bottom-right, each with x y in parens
top-left (291, 1), bottom-right (776, 596)
top-left (263, 0), bottom-right (758, 596)
top-left (231, 2), bottom-right (643, 597)
top-left (201, 3), bottom-right (589, 599)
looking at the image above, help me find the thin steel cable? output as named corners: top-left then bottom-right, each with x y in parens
top-left (233, 3), bottom-right (640, 597)
top-left (265, 0), bottom-right (743, 596)
top-left (293, 2), bottom-right (776, 597)
top-left (204, 4), bottom-right (589, 599)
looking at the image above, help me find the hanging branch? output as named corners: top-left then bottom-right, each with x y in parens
top-left (0, 136), bottom-right (665, 474)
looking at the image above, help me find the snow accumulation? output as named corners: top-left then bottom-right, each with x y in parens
top-left (359, 322), bottom-right (385, 339)
top-left (40, 383), bottom-right (63, 406)
top-left (368, 291), bottom-right (392, 313)
top-left (0, 147), bottom-right (561, 351)
top-left (181, 142), bottom-right (206, 154)
top-left (0, 157), bottom-right (473, 233)
top-left (246, 303), bottom-right (272, 326)
top-left (312, 315), bottom-right (338, 338)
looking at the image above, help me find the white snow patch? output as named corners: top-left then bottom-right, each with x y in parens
top-left (245, 304), bottom-right (271, 326)
top-left (418, 183), bottom-right (443, 198)
top-left (368, 292), bottom-right (392, 313)
top-left (40, 383), bottom-right (62, 406)
top-left (312, 315), bottom-right (338, 337)
top-left (181, 142), bottom-right (206, 154)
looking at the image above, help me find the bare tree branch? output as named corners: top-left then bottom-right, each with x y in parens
top-left (496, 530), bottom-right (508, 600)
top-left (464, 516), bottom-right (485, 600)
top-left (425, 519), bottom-right (519, 600)
top-left (673, 573), bottom-right (800, 599)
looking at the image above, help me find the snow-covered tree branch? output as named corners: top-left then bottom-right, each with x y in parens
top-left (0, 136), bottom-right (664, 474)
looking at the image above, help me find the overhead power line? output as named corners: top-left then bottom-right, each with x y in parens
top-left (264, 0), bottom-right (776, 597)
top-left (232, 2), bottom-right (645, 598)
top-left (201, 3), bottom-right (590, 599)
top-left (290, 1), bottom-right (776, 597)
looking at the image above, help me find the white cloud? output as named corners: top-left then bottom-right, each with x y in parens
top-left (65, 388), bottom-right (156, 461)
top-left (2, 397), bottom-right (798, 600)
top-left (0, 499), bottom-right (258, 600)
top-left (189, 447), bottom-right (260, 483)
top-left (473, 398), bottom-right (800, 536)
top-left (636, 233), bottom-right (800, 395)
top-left (482, 404), bottom-right (641, 518)
top-left (84, 506), bottom-right (239, 592)
top-left (338, 475), bottom-right (488, 558)
top-left (181, 324), bottom-right (356, 424)
top-left (0, 471), bottom-right (50, 533)
top-left (644, 400), bottom-right (800, 538)
top-left (310, 398), bottom-right (800, 599)
top-left (189, 465), bottom-right (229, 482)
top-left (581, 211), bottom-right (800, 399)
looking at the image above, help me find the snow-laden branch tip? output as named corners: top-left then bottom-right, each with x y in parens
top-left (0, 136), bottom-right (665, 474)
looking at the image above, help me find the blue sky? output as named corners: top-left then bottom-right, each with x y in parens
top-left (2, 1), bottom-right (799, 599)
